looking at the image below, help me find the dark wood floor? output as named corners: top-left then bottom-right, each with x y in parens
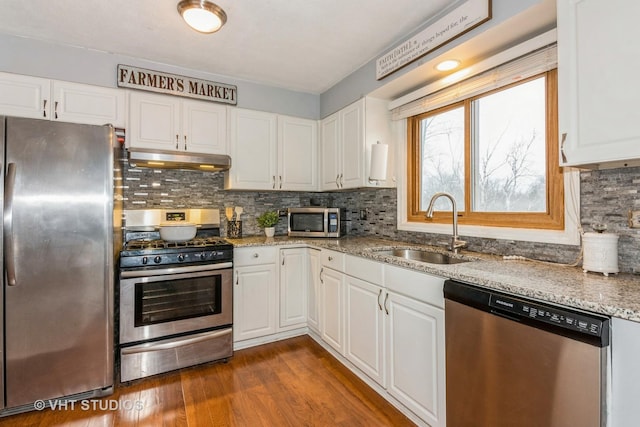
top-left (1, 336), bottom-right (415, 426)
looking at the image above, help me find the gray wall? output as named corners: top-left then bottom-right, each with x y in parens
top-left (320, 0), bottom-right (542, 117)
top-left (120, 146), bottom-right (640, 273)
top-left (0, 0), bottom-right (545, 120)
top-left (0, 34), bottom-right (320, 119)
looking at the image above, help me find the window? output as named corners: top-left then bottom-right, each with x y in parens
top-left (407, 70), bottom-right (563, 230)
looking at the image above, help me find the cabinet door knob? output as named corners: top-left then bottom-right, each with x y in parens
top-left (328, 256), bottom-right (333, 261)
top-left (253, 253), bottom-right (259, 258)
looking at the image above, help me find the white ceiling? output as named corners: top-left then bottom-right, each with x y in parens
top-left (0, 0), bottom-right (462, 94)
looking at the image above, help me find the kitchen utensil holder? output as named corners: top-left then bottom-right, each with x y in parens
top-left (227, 220), bottom-right (242, 238)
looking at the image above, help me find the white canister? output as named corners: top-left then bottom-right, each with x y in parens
top-left (582, 232), bottom-right (619, 276)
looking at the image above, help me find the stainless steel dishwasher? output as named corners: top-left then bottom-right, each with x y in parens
top-left (444, 280), bottom-right (610, 427)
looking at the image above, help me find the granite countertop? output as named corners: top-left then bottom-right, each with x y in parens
top-left (226, 235), bottom-right (640, 322)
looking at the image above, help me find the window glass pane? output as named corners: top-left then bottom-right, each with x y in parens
top-left (472, 77), bottom-right (547, 212)
top-left (419, 106), bottom-right (465, 211)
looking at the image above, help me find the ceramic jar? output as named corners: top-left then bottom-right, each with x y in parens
top-left (582, 232), bottom-right (619, 276)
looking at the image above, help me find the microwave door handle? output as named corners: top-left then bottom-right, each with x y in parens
top-left (324, 212), bottom-right (329, 236)
top-left (4, 163), bottom-right (17, 286)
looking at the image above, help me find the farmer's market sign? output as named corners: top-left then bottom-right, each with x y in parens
top-left (117, 65), bottom-right (237, 105)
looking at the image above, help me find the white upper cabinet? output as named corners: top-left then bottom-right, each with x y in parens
top-left (128, 91), bottom-right (227, 154)
top-left (226, 108), bottom-right (278, 190)
top-left (0, 73), bottom-right (51, 119)
top-left (278, 115), bottom-right (318, 190)
top-left (320, 97), bottom-right (394, 190)
top-left (0, 72), bottom-right (125, 127)
top-left (52, 81), bottom-right (126, 127)
top-left (558, 0), bottom-right (640, 168)
top-left (182, 99), bottom-right (227, 154)
top-left (225, 108), bottom-right (317, 191)
top-left (320, 112), bottom-right (341, 189)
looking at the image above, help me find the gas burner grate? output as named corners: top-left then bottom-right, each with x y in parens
top-left (124, 237), bottom-right (229, 251)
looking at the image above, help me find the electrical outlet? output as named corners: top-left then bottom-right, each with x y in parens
top-left (628, 210), bottom-right (640, 228)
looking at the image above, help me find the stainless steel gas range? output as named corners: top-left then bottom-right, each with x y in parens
top-left (118, 209), bottom-right (233, 382)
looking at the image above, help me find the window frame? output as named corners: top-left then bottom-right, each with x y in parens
top-left (406, 69), bottom-right (564, 230)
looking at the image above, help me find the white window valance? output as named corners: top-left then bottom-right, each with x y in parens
top-left (390, 43), bottom-right (557, 121)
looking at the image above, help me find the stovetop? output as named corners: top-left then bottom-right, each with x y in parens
top-left (123, 237), bottom-right (231, 253)
top-left (120, 231), bottom-right (233, 269)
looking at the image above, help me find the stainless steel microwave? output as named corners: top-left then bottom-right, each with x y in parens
top-left (288, 207), bottom-right (346, 238)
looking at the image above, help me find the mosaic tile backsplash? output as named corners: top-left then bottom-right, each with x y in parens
top-left (119, 150), bottom-right (640, 273)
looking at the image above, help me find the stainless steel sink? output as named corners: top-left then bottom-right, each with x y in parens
top-left (375, 248), bottom-right (469, 265)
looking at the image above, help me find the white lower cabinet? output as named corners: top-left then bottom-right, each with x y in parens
top-left (385, 290), bottom-right (444, 427)
top-left (233, 247), bottom-right (278, 342)
top-left (345, 275), bottom-right (385, 386)
top-left (279, 247), bottom-right (307, 329)
top-left (234, 245), bottom-right (444, 426)
top-left (385, 264), bottom-right (446, 427)
top-left (325, 253), bottom-right (445, 427)
top-left (307, 248), bottom-right (321, 333)
top-left (319, 265), bottom-right (345, 354)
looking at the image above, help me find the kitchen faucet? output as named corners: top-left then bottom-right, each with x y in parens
top-left (425, 192), bottom-right (466, 254)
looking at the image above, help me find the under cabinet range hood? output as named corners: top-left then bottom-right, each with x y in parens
top-left (127, 148), bottom-right (231, 171)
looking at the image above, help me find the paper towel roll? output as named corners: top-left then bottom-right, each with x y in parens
top-left (370, 143), bottom-right (388, 181)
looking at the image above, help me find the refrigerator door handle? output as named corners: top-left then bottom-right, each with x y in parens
top-left (4, 162), bottom-right (17, 286)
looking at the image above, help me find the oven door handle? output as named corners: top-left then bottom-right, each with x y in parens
top-left (121, 328), bottom-right (232, 355)
top-left (120, 262), bottom-right (233, 279)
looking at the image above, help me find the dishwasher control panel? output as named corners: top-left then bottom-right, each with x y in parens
top-left (489, 295), bottom-right (605, 337)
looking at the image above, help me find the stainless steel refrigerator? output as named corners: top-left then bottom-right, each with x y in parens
top-left (0, 116), bottom-right (116, 415)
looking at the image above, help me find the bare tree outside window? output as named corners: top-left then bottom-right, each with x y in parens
top-left (419, 106), bottom-right (465, 211)
top-left (408, 69), bottom-right (563, 230)
top-left (473, 77), bottom-right (547, 212)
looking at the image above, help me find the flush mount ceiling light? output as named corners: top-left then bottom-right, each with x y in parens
top-left (435, 59), bottom-right (461, 72)
top-left (177, 0), bottom-right (227, 34)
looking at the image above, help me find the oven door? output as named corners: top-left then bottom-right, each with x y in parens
top-left (120, 264), bottom-right (232, 345)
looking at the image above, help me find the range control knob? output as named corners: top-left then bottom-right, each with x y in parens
top-left (178, 254), bottom-right (185, 262)
top-left (153, 256), bottom-right (162, 264)
top-left (142, 257), bottom-right (148, 265)
top-left (200, 253), bottom-right (206, 260)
